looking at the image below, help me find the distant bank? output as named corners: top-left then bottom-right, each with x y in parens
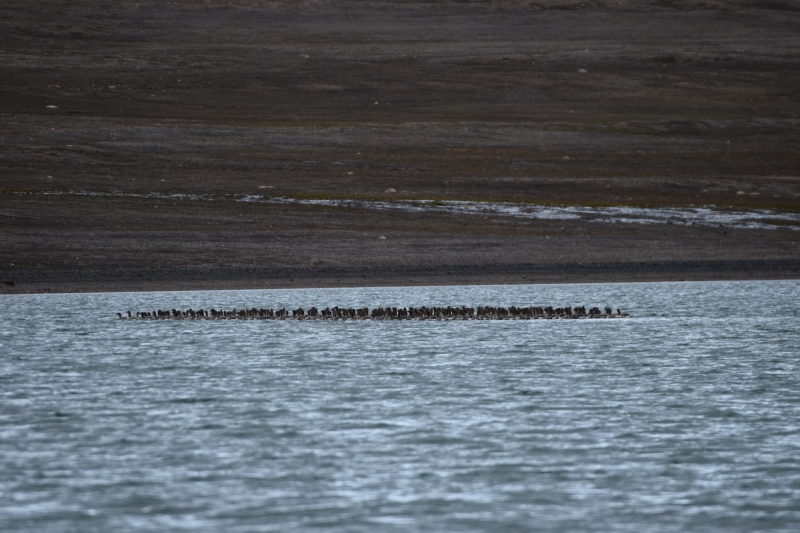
top-left (2, 259), bottom-right (798, 294)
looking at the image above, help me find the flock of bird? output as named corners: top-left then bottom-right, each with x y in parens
top-left (118, 305), bottom-right (630, 320)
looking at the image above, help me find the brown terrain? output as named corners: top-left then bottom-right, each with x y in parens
top-left (1, 0), bottom-right (799, 293)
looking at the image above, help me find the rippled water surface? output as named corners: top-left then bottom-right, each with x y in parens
top-left (2, 281), bottom-right (800, 532)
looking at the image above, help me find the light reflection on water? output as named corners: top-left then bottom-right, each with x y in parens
top-left (1, 281), bottom-right (799, 532)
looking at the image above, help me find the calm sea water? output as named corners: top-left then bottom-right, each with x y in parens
top-left (1, 281), bottom-right (799, 532)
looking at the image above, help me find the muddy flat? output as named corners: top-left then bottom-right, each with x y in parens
top-left (1, 0), bottom-right (799, 293)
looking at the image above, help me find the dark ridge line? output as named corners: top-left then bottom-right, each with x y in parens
top-left (3, 258), bottom-right (798, 284)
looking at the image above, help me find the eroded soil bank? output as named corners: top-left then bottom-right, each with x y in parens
top-left (1, 1), bottom-right (799, 293)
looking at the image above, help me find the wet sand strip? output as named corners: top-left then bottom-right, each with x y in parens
top-left (2, 259), bottom-right (798, 295)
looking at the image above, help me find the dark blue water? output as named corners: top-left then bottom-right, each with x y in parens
top-left (2, 281), bottom-right (799, 532)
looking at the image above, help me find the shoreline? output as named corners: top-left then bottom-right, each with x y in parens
top-left (2, 1), bottom-right (798, 293)
top-left (2, 259), bottom-right (797, 295)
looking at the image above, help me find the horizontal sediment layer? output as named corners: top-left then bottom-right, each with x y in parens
top-left (2, 259), bottom-right (798, 294)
